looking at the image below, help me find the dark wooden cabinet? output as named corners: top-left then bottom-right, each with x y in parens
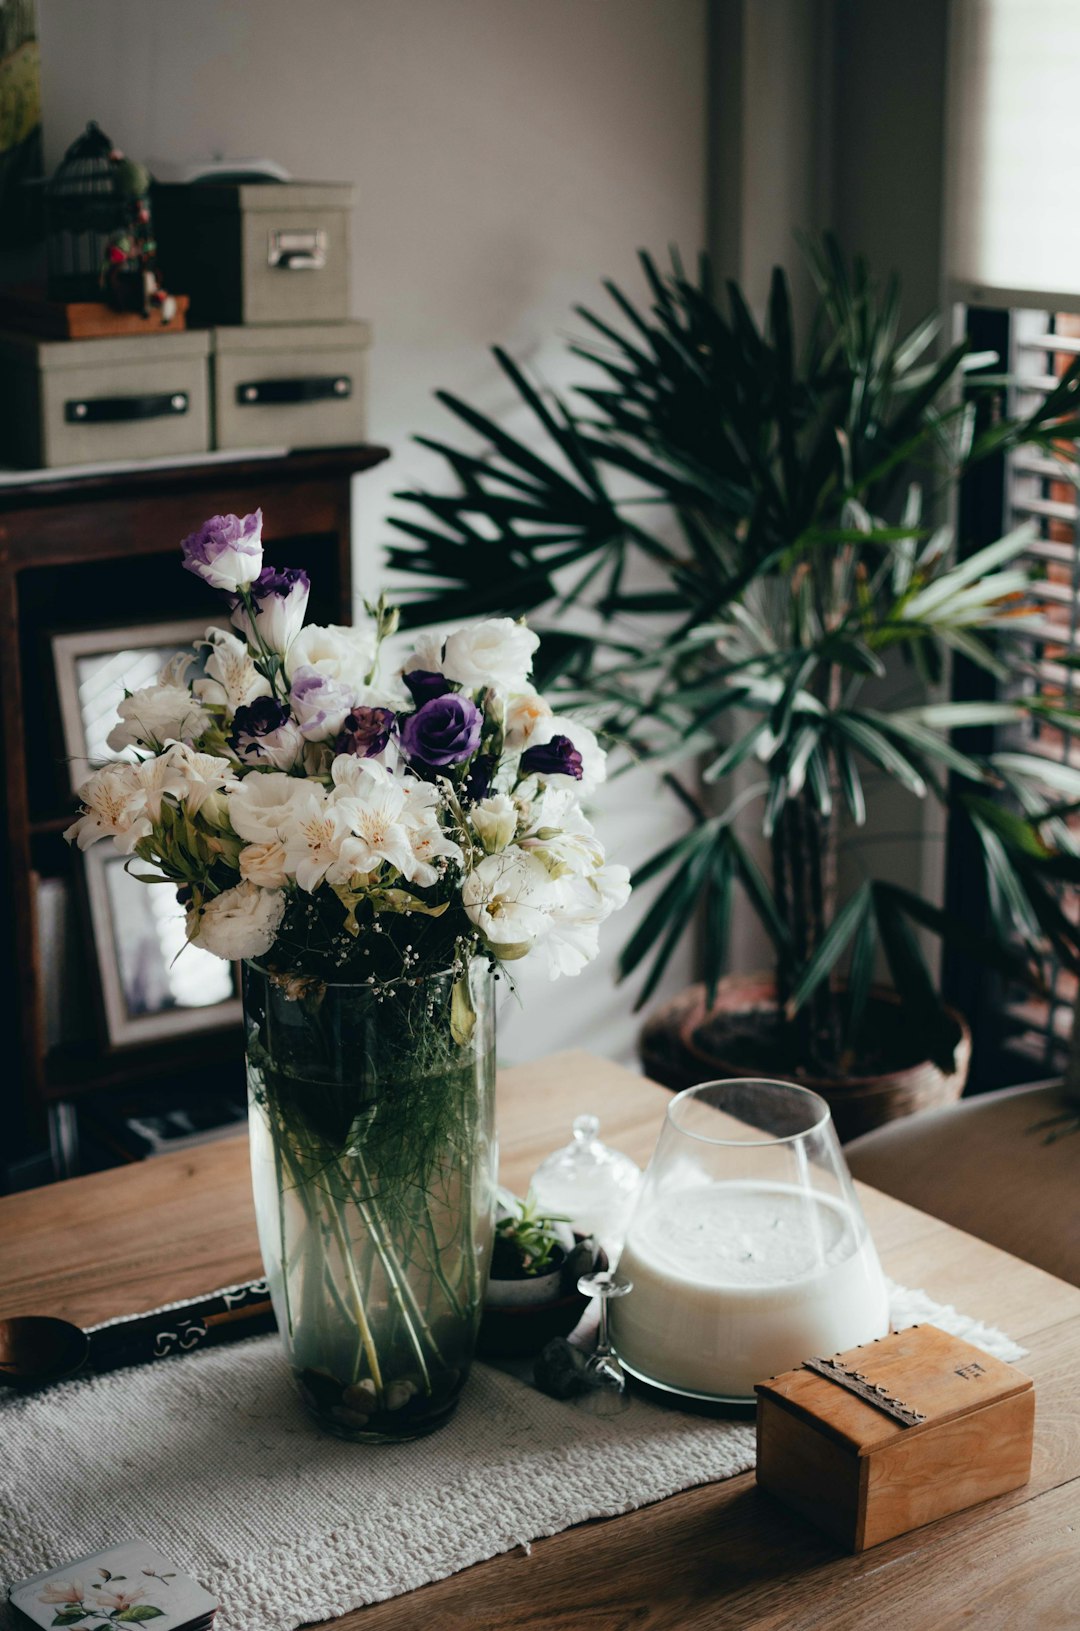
top-left (0, 445), bottom-right (389, 1177)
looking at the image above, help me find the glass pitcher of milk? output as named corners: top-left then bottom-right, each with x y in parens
top-left (611, 1079), bottom-right (889, 1403)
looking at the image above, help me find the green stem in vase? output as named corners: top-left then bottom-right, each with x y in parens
top-left (338, 1153), bottom-right (441, 1390)
top-left (327, 1190), bottom-right (385, 1396)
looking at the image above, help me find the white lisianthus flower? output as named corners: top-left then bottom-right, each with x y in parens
top-left (158, 742), bottom-right (239, 817)
top-left (194, 628), bottom-right (271, 714)
top-left (543, 862), bottom-right (631, 979)
top-left (286, 622), bottom-right (375, 688)
top-left (65, 762), bottom-right (150, 853)
top-left (238, 839), bottom-right (291, 889)
top-left (231, 566), bottom-right (310, 655)
top-left (470, 792), bottom-right (518, 854)
top-left (442, 617), bottom-right (540, 692)
top-left (180, 511), bottom-right (263, 593)
top-left (522, 714), bottom-right (607, 795)
top-left (522, 826), bottom-right (605, 879)
top-left (186, 879), bottom-right (285, 960)
top-left (289, 666), bottom-right (356, 742)
top-left (106, 684), bottom-right (212, 753)
top-left (401, 630), bottom-right (446, 678)
top-left (461, 846), bottom-right (555, 951)
top-left (229, 771), bottom-right (310, 843)
top-left (504, 686), bottom-right (553, 750)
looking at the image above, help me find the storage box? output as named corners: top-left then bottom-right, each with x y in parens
top-left (211, 322), bottom-right (370, 451)
top-left (755, 1323), bottom-right (1034, 1551)
top-left (0, 329), bottom-right (211, 469)
top-left (153, 182), bottom-right (353, 326)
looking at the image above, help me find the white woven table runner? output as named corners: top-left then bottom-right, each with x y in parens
top-left (0, 1283), bottom-right (1024, 1631)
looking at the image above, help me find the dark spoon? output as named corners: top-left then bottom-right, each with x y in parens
top-left (0, 1281), bottom-right (277, 1390)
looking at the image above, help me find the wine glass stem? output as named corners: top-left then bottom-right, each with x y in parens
top-left (596, 1297), bottom-right (612, 1359)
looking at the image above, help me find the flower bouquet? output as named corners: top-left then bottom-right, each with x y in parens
top-left (67, 509), bottom-right (628, 1439)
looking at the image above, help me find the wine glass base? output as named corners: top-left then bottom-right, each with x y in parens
top-left (618, 1356), bottom-right (756, 1408)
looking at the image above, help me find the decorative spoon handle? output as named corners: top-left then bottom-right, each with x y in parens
top-left (88, 1280), bottom-right (277, 1373)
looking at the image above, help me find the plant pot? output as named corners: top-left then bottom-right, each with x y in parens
top-left (478, 1237), bottom-right (607, 1359)
top-left (244, 959), bottom-right (497, 1442)
top-left (639, 973), bottom-right (971, 1143)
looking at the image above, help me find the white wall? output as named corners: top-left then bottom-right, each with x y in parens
top-left (38, 0), bottom-right (707, 1069)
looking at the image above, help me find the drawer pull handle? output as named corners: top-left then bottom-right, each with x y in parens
top-left (64, 391), bottom-right (189, 425)
top-left (267, 229), bottom-right (328, 271)
top-left (236, 376), bottom-right (351, 407)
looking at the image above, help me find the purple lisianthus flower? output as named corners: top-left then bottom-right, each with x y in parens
top-left (399, 693), bottom-right (482, 770)
top-left (520, 733), bottom-right (584, 780)
top-left (403, 668), bottom-right (452, 706)
top-left (463, 752), bottom-right (495, 803)
top-left (229, 696), bottom-right (304, 770)
top-left (334, 706), bottom-right (395, 759)
top-left (181, 510), bottom-right (263, 592)
top-left (289, 665), bottom-right (355, 742)
top-left (232, 564), bottom-right (309, 653)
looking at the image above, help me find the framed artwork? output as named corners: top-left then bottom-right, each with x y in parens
top-left (51, 616), bottom-right (224, 793)
top-left (83, 846), bottom-right (240, 1048)
top-left (51, 615), bottom-right (238, 1048)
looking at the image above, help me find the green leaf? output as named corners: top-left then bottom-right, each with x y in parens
top-left (114, 1610), bottom-right (166, 1623)
top-left (786, 884), bottom-right (872, 1017)
top-left (872, 885), bottom-right (959, 1073)
top-left (832, 714), bottom-right (927, 798)
top-left (50, 1614), bottom-right (88, 1628)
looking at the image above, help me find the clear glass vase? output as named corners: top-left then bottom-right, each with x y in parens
top-left (611, 1078), bottom-right (890, 1404)
top-left (244, 959), bottom-right (497, 1442)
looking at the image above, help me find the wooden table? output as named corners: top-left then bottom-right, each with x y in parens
top-left (3, 1050), bottom-right (1080, 1630)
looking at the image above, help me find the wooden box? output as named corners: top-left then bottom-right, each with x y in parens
top-left (0, 329), bottom-right (211, 469)
top-left (211, 321), bottom-right (370, 452)
top-left (755, 1323), bottom-right (1034, 1551)
top-left (153, 181), bottom-right (352, 327)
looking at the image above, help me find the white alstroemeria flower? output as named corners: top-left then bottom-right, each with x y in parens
top-left (65, 762), bottom-right (150, 853)
top-left (134, 752), bottom-right (189, 823)
top-left (228, 771), bottom-right (310, 843)
top-left (238, 839), bottom-right (291, 889)
top-left (276, 783), bottom-right (360, 892)
top-left (523, 714), bottom-right (607, 795)
top-left (159, 649), bottom-right (195, 688)
top-left (159, 742), bottom-right (239, 817)
top-left (470, 792), bottom-right (518, 854)
top-left (286, 622), bottom-right (375, 688)
top-left (503, 686), bottom-right (553, 750)
top-left (461, 846), bottom-right (555, 950)
top-left (404, 818), bottom-right (464, 888)
top-left (194, 627), bottom-right (271, 714)
top-left (331, 778), bottom-right (416, 882)
top-left (106, 684), bottom-right (212, 753)
top-left (441, 617), bottom-right (540, 693)
top-left (186, 879), bottom-right (285, 960)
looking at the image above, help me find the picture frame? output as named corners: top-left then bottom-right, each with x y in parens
top-left (51, 615), bottom-right (225, 794)
top-left (82, 845), bottom-right (241, 1049)
top-left (50, 614), bottom-right (239, 1048)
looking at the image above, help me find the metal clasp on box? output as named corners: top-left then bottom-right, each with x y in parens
top-left (267, 229), bottom-right (328, 271)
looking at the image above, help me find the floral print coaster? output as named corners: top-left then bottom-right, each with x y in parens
top-left (9, 1541), bottom-right (217, 1629)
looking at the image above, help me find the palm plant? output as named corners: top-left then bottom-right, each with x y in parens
top-left (385, 240), bottom-right (1080, 1077)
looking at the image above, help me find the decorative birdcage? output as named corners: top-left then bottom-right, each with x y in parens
top-left (44, 121), bottom-right (128, 301)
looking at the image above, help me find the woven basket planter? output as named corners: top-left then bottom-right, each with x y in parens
top-left (638, 972), bottom-right (971, 1143)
